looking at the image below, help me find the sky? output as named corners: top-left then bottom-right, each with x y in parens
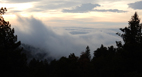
top-left (0, 0), bottom-right (142, 59)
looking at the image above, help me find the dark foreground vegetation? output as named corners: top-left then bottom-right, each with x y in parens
top-left (1, 7), bottom-right (142, 77)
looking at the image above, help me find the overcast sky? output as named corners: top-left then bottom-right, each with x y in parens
top-left (0, 0), bottom-right (142, 58)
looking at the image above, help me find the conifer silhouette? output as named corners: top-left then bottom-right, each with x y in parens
top-left (0, 7), bottom-right (27, 77)
top-left (116, 12), bottom-right (142, 51)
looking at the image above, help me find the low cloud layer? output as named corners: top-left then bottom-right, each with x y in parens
top-left (62, 3), bottom-right (126, 13)
top-left (128, 1), bottom-right (142, 10)
top-left (14, 16), bottom-right (122, 59)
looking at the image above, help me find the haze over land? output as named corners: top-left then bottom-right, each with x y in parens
top-left (1, 0), bottom-right (142, 58)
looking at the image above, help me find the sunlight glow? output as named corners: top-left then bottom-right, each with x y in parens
top-left (0, 3), bottom-right (33, 10)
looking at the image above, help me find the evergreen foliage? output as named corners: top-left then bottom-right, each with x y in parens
top-left (0, 8), bottom-right (27, 77)
top-left (116, 12), bottom-right (142, 76)
top-left (85, 46), bottom-right (91, 60)
top-left (116, 12), bottom-right (142, 51)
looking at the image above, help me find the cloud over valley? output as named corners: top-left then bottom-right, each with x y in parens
top-left (14, 16), bottom-right (122, 59)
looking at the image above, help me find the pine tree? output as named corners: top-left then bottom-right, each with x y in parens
top-left (0, 8), bottom-right (22, 51)
top-left (116, 12), bottom-right (142, 75)
top-left (0, 7), bottom-right (27, 77)
top-left (116, 12), bottom-right (142, 53)
top-left (85, 46), bottom-right (91, 60)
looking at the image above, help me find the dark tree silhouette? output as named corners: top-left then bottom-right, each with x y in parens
top-left (115, 12), bottom-right (142, 76)
top-left (0, 8), bottom-right (21, 52)
top-left (116, 12), bottom-right (142, 51)
top-left (85, 46), bottom-right (91, 61)
top-left (93, 45), bottom-right (108, 58)
top-left (91, 13), bottom-right (142, 77)
top-left (0, 7), bottom-right (27, 77)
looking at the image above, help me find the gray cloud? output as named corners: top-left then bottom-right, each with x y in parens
top-left (93, 9), bottom-right (127, 12)
top-left (62, 3), bottom-right (100, 13)
top-left (14, 16), bottom-right (122, 59)
top-left (30, 0), bottom-right (119, 12)
top-left (5, 0), bottom-right (127, 13)
top-left (5, 0), bottom-right (129, 13)
top-left (29, 1), bottom-right (80, 12)
top-left (128, 1), bottom-right (142, 10)
top-left (62, 3), bottom-right (126, 13)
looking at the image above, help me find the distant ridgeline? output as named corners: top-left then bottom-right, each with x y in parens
top-left (0, 7), bottom-right (142, 77)
top-left (21, 43), bottom-right (53, 62)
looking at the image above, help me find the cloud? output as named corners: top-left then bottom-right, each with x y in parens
top-left (14, 16), bottom-right (87, 58)
top-left (14, 16), bottom-right (122, 59)
top-left (93, 9), bottom-right (127, 12)
top-left (48, 19), bottom-right (127, 28)
top-left (23, 1), bottom-right (80, 12)
top-left (62, 3), bottom-right (100, 13)
top-left (5, 0), bottom-right (127, 13)
top-left (5, 0), bottom-right (38, 3)
top-left (9, 10), bottom-right (22, 13)
top-left (62, 3), bottom-right (126, 13)
top-left (26, 1), bottom-right (80, 11)
top-left (5, 0), bottom-right (95, 11)
top-left (128, 1), bottom-right (142, 10)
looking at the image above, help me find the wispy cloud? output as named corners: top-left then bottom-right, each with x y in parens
top-left (93, 9), bottom-right (127, 13)
top-left (62, 3), bottom-right (126, 13)
top-left (128, 1), bottom-right (142, 10)
top-left (62, 3), bottom-right (100, 13)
